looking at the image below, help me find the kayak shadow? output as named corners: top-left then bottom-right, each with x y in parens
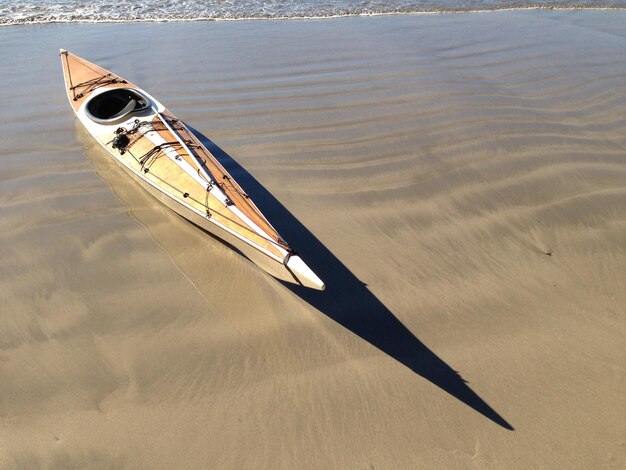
top-left (189, 126), bottom-right (514, 431)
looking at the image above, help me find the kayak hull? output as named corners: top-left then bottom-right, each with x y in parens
top-left (60, 49), bottom-right (324, 290)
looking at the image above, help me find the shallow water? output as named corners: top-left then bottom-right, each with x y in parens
top-left (2, 0), bottom-right (626, 24)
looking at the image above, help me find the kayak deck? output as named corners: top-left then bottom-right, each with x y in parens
top-left (60, 49), bottom-right (324, 290)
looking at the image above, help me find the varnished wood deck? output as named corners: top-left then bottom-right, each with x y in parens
top-left (61, 50), bottom-right (288, 261)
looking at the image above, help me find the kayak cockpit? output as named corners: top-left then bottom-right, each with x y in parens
top-left (85, 88), bottom-right (151, 124)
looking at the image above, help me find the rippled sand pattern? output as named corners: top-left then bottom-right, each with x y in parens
top-left (0, 11), bottom-right (624, 469)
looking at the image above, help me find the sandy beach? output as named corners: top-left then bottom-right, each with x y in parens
top-left (0, 10), bottom-right (625, 469)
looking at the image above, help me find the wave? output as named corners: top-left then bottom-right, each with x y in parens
top-left (1, 1), bottom-right (625, 26)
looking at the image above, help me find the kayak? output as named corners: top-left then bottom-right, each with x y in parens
top-left (60, 49), bottom-right (324, 290)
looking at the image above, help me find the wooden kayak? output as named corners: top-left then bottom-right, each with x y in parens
top-left (60, 49), bottom-right (324, 290)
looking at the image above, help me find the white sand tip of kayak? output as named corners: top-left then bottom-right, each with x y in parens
top-left (287, 255), bottom-right (325, 290)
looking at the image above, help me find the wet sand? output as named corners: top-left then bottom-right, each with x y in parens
top-left (1, 10), bottom-right (625, 469)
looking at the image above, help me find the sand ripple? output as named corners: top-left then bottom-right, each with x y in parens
top-left (0, 10), bottom-right (624, 469)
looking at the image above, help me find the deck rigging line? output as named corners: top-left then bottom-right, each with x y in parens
top-left (69, 73), bottom-right (127, 101)
top-left (61, 51), bottom-right (128, 101)
top-left (160, 114), bottom-right (288, 248)
top-left (138, 141), bottom-right (188, 169)
top-left (111, 119), bottom-right (192, 155)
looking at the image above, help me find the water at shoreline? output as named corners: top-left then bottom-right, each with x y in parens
top-left (2, 0), bottom-right (626, 25)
